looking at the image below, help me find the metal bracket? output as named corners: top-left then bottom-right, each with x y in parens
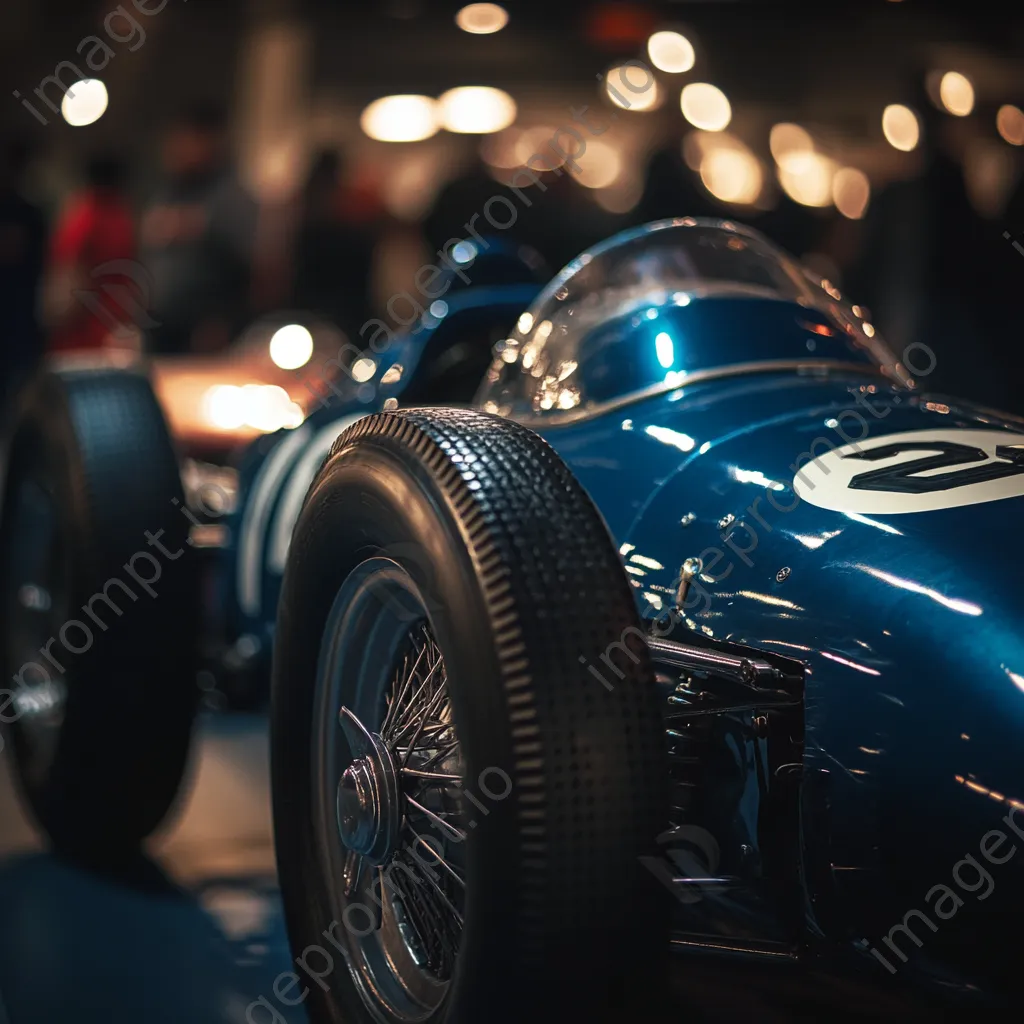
top-left (648, 636), bottom-right (782, 690)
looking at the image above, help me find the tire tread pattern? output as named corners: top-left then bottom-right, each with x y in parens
top-left (326, 409), bottom-right (668, 980)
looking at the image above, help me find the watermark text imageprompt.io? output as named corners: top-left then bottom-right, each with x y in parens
top-left (13, 0), bottom-right (186, 126)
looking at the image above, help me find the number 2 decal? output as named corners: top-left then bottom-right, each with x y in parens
top-left (843, 440), bottom-right (1024, 494)
top-left (792, 428), bottom-right (1024, 514)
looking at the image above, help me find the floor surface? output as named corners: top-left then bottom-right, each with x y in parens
top-left (0, 713), bottom-right (304, 1024)
top-left (0, 713), bottom-right (967, 1024)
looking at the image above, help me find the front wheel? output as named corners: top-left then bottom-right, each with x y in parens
top-left (271, 408), bottom-right (669, 1023)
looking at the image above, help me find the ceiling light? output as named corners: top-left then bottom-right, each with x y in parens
top-left (61, 78), bottom-right (108, 127)
top-left (881, 104), bottom-right (920, 151)
top-left (939, 71), bottom-right (974, 117)
top-left (647, 30), bottom-right (695, 73)
top-left (360, 95), bottom-right (438, 143)
top-left (455, 3), bottom-right (508, 34)
top-left (680, 83), bottom-right (731, 131)
top-left (438, 86), bottom-right (516, 134)
top-left (604, 64), bottom-right (659, 111)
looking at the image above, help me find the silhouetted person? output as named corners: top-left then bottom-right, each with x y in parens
top-left (140, 102), bottom-right (257, 354)
top-left (424, 151), bottom-right (624, 274)
top-left (292, 149), bottom-right (375, 337)
top-left (423, 154), bottom-right (519, 259)
top-left (639, 142), bottom-right (821, 258)
top-left (44, 154), bottom-right (137, 354)
top-left (516, 168), bottom-right (627, 270)
top-left (638, 143), bottom-right (720, 226)
top-left (0, 138), bottom-right (45, 406)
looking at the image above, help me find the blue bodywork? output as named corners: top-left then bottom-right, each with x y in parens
top-left (541, 370), bottom-right (1024, 1002)
top-left (223, 276), bottom-right (541, 670)
top-left (226, 222), bottom-right (1023, 1008)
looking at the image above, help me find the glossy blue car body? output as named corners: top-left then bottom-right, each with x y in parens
top-left (544, 371), bottom-right (1024, 1003)
top-left (228, 221), bottom-right (1023, 1011)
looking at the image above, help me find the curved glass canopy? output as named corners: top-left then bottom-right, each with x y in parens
top-left (477, 218), bottom-right (908, 423)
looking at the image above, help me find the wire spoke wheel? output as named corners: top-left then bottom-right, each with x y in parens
top-left (313, 558), bottom-right (468, 1020)
top-left (273, 409), bottom-right (669, 1024)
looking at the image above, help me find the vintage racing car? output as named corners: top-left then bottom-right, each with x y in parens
top-left (2, 219), bottom-right (1022, 1021)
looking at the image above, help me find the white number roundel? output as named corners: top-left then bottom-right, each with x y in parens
top-left (792, 428), bottom-right (1024, 514)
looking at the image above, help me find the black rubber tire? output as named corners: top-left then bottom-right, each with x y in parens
top-left (271, 408), bottom-right (670, 1024)
top-left (0, 367), bottom-right (198, 860)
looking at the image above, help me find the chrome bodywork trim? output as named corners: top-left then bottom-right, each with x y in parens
top-left (648, 636), bottom-right (782, 689)
top-left (509, 359), bottom-right (894, 428)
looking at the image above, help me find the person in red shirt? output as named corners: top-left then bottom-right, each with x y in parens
top-left (44, 155), bottom-right (142, 354)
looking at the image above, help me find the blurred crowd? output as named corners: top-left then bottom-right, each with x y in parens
top-left (2, 93), bottom-right (1024, 415)
top-left (0, 102), bottom-right (382, 409)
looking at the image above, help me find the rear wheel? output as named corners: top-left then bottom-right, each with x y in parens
top-left (272, 408), bottom-right (669, 1023)
top-left (0, 368), bottom-right (198, 859)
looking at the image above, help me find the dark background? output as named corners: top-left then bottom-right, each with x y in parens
top-left (1, 1), bottom-right (1024, 413)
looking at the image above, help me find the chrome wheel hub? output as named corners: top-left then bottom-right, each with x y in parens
top-left (316, 560), bottom-right (471, 1020)
top-left (2, 472), bottom-right (69, 783)
top-left (336, 710), bottom-right (402, 865)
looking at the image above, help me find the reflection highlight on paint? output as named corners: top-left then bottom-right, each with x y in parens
top-left (820, 651), bottom-right (882, 676)
top-left (854, 564), bottom-right (983, 616)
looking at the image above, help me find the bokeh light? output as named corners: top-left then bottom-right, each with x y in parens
top-left (832, 167), bottom-right (871, 219)
top-left (881, 104), bottom-right (920, 151)
top-left (351, 357), bottom-right (377, 383)
top-left (680, 83), bottom-right (731, 131)
top-left (647, 30), bottom-right (695, 73)
top-left (452, 240), bottom-right (477, 263)
top-left (455, 3), bottom-right (508, 34)
top-left (61, 78), bottom-right (108, 127)
top-left (568, 138), bottom-right (621, 189)
top-left (203, 384), bottom-right (304, 432)
top-left (438, 86), bottom-right (516, 133)
top-left (268, 324), bottom-right (314, 370)
top-left (604, 64), bottom-right (660, 111)
top-left (997, 104), bottom-right (1024, 146)
top-left (513, 125), bottom-right (567, 170)
top-left (700, 147), bottom-right (762, 205)
top-left (360, 95), bottom-right (438, 142)
top-left (939, 71), bottom-right (974, 116)
top-left (777, 151), bottom-right (836, 207)
top-left (769, 123), bottom-right (814, 165)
